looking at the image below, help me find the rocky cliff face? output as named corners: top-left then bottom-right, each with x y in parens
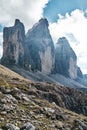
top-left (1, 18), bottom-right (55, 74)
top-left (1, 19), bottom-right (25, 66)
top-left (1, 19), bottom-right (83, 79)
top-left (25, 18), bottom-right (55, 74)
top-left (54, 37), bottom-right (77, 79)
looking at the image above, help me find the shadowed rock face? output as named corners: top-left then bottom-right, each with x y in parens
top-left (54, 37), bottom-right (77, 79)
top-left (25, 18), bottom-right (55, 74)
top-left (1, 19), bottom-right (25, 66)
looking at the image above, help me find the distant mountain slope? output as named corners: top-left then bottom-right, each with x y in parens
top-left (10, 66), bottom-right (87, 93)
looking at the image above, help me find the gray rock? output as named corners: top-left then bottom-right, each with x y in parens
top-left (78, 126), bottom-right (84, 130)
top-left (25, 18), bottom-right (55, 74)
top-left (54, 37), bottom-right (77, 79)
top-left (20, 122), bottom-right (35, 130)
top-left (1, 19), bottom-right (25, 66)
top-left (2, 123), bottom-right (19, 130)
top-left (1, 94), bottom-right (17, 104)
top-left (44, 107), bottom-right (55, 113)
top-left (74, 119), bottom-right (87, 130)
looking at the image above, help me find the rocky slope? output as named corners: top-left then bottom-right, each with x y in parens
top-left (0, 65), bottom-right (87, 130)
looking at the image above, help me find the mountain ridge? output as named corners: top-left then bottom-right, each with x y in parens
top-left (1, 18), bottom-right (87, 92)
top-left (1, 18), bottom-right (83, 79)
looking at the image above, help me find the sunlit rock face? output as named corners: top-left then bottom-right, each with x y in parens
top-left (1, 19), bottom-right (25, 66)
top-left (54, 37), bottom-right (77, 79)
top-left (25, 18), bottom-right (55, 74)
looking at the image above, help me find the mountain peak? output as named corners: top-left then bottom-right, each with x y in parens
top-left (57, 37), bottom-right (70, 47)
top-left (14, 19), bottom-right (21, 26)
top-left (39, 18), bottom-right (49, 26)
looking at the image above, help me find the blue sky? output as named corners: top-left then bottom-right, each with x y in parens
top-left (0, 25), bottom-right (3, 32)
top-left (43, 0), bottom-right (87, 22)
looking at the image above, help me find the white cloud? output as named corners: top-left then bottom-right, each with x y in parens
top-left (0, 0), bottom-right (49, 30)
top-left (49, 9), bottom-right (87, 74)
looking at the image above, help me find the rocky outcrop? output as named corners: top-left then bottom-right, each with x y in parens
top-left (2, 122), bottom-right (35, 130)
top-left (25, 18), bottom-right (55, 74)
top-left (34, 82), bottom-right (87, 115)
top-left (1, 19), bottom-right (25, 66)
top-left (54, 37), bottom-right (77, 79)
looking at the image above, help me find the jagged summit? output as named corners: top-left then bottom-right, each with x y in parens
top-left (14, 19), bottom-right (21, 26)
top-left (1, 18), bottom-right (83, 79)
top-left (56, 37), bottom-right (77, 60)
top-left (1, 18), bottom-right (55, 74)
top-left (56, 37), bottom-right (70, 47)
top-left (39, 18), bottom-right (49, 26)
top-left (26, 18), bottom-right (49, 37)
top-left (26, 18), bottom-right (49, 40)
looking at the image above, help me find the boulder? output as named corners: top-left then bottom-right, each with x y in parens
top-left (20, 122), bottom-right (35, 130)
top-left (2, 123), bottom-right (19, 130)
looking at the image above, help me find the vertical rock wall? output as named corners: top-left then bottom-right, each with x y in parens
top-left (25, 18), bottom-right (55, 74)
top-left (1, 19), bottom-right (83, 79)
top-left (54, 37), bottom-right (77, 79)
top-left (1, 19), bottom-right (25, 66)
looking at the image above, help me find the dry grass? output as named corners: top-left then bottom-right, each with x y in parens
top-left (0, 64), bottom-right (29, 82)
